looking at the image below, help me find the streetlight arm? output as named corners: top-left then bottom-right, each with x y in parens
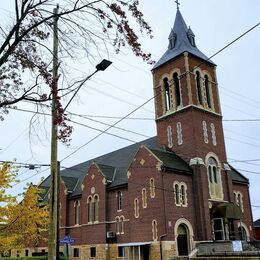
top-left (63, 59), bottom-right (112, 112)
top-left (63, 69), bottom-right (98, 112)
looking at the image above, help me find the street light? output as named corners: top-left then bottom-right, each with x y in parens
top-left (95, 59), bottom-right (112, 71)
top-left (49, 58), bottom-right (112, 260)
top-left (63, 59), bottom-right (112, 112)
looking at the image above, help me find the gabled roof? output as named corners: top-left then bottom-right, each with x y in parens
top-left (229, 164), bottom-right (249, 184)
top-left (40, 136), bottom-right (192, 197)
top-left (152, 9), bottom-right (215, 70)
top-left (95, 163), bottom-right (115, 182)
top-left (61, 176), bottom-right (79, 192)
top-left (149, 148), bottom-right (191, 173)
top-left (40, 137), bottom-right (157, 197)
top-left (254, 218), bottom-right (260, 227)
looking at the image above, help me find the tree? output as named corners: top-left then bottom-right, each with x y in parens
top-left (0, 164), bottom-right (48, 253)
top-left (0, 0), bottom-right (153, 142)
top-left (0, 163), bottom-right (17, 205)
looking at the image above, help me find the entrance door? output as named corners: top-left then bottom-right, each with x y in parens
top-left (177, 224), bottom-right (189, 256)
top-left (212, 218), bottom-right (225, 240)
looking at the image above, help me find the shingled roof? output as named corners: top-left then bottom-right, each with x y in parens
top-left (40, 136), bottom-right (248, 198)
top-left (254, 219), bottom-right (260, 227)
top-left (40, 137), bottom-right (194, 197)
top-left (229, 164), bottom-right (249, 184)
top-left (149, 148), bottom-right (192, 173)
top-left (153, 9), bottom-right (215, 70)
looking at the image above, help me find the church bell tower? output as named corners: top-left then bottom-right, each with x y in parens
top-left (152, 8), bottom-right (238, 240)
top-left (152, 9), bottom-right (227, 166)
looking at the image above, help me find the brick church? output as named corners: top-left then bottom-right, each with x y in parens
top-left (33, 7), bottom-right (254, 260)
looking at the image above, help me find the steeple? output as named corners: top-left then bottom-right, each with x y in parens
top-left (153, 9), bottom-right (214, 70)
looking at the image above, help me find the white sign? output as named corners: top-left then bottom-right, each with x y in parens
top-left (232, 240), bottom-right (243, 252)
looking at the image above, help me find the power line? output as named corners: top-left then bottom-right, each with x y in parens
top-left (61, 93), bottom-right (158, 162)
top-left (12, 167), bottom-right (50, 187)
top-left (229, 159), bottom-right (260, 163)
top-left (70, 117), bottom-right (151, 139)
top-left (236, 169), bottom-right (260, 176)
top-left (194, 21), bottom-right (260, 71)
top-left (223, 119), bottom-right (260, 122)
top-left (7, 105), bottom-right (260, 158)
top-left (5, 20), bottom-right (260, 182)
top-left (225, 136), bottom-right (260, 148)
top-left (0, 160), bottom-right (50, 168)
top-left (69, 119), bottom-right (141, 144)
top-left (8, 106), bottom-right (260, 122)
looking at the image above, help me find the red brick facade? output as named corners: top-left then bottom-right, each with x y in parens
top-left (22, 8), bottom-right (255, 260)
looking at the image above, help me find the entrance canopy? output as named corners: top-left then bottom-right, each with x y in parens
top-left (212, 202), bottom-right (242, 220)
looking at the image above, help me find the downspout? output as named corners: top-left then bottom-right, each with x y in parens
top-left (247, 182), bottom-right (255, 240)
top-left (160, 166), bottom-right (168, 260)
top-left (105, 180), bottom-right (110, 260)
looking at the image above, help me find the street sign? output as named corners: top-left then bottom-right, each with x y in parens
top-left (60, 235), bottom-right (75, 244)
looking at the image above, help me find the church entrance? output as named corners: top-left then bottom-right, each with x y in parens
top-left (211, 202), bottom-right (243, 241)
top-left (177, 224), bottom-right (189, 256)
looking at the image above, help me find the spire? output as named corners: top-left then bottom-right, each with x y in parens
top-left (153, 9), bottom-right (215, 70)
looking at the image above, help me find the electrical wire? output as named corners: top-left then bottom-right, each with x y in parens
top-left (6, 105), bottom-right (260, 159)
top-left (4, 19), bottom-right (260, 184)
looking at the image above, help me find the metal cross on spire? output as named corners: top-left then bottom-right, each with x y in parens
top-left (175, 0), bottom-right (180, 9)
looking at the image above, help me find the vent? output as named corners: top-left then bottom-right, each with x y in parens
top-left (106, 231), bottom-right (116, 238)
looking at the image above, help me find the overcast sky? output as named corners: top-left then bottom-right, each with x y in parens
top-left (0, 0), bottom-right (260, 221)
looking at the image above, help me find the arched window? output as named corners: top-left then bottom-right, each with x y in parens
top-left (204, 75), bottom-right (211, 108)
top-left (207, 157), bottom-right (222, 199)
top-left (142, 188), bottom-right (147, 208)
top-left (175, 184), bottom-right (180, 205)
top-left (152, 220), bottom-right (158, 241)
top-left (134, 199), bottom-right (139, 218)
top-left (74, 200), bottom-right (80, 225)
top-left (174, 182), bottom-right (188, 207)
top-left (87, 196), bottom-right (92, 223)
top-left (181, 185), bottom-right (185, 205)
top-left (167, 125), bottom-right (173, 148)
top-left (211, 123), bottom-right (217, 146)
top-left (173, 72), bottom-right (181, 107)
top-left (202, 121), bottom-right (208, 144)
top-left (176, 122), bottom-right (183, 145)
top-left (234, 191), bottom-right (244, 212)
top-left (196, 71), bottom-right (203, 105)
top-left (163, 77), bottom-right (171, 111)
top-left (150, 178), bottom-right (155, 198)
top-left (116, 217), bottom-right (120, 234)
top-left (117, 191), bottom-right (122, 211)
top-left (93, 195), bottom-right (99, 222)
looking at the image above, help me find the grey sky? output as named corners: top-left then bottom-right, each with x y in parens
top-left (0, 0), bottom-right (260, 220)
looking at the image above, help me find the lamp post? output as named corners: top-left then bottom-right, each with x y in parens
top-left (48, 9), bottom-right (112, 257)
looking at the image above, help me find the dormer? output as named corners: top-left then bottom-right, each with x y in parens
top-left (187, 26), bottom-right (195, 47)
top-left (168, 30), bottom-right (177, 50)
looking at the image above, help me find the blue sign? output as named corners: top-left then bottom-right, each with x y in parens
top-left (60, 235), bottom-right (75, 244)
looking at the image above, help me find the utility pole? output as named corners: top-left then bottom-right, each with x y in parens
top-left (48, 5), bottom-right (60, 260)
